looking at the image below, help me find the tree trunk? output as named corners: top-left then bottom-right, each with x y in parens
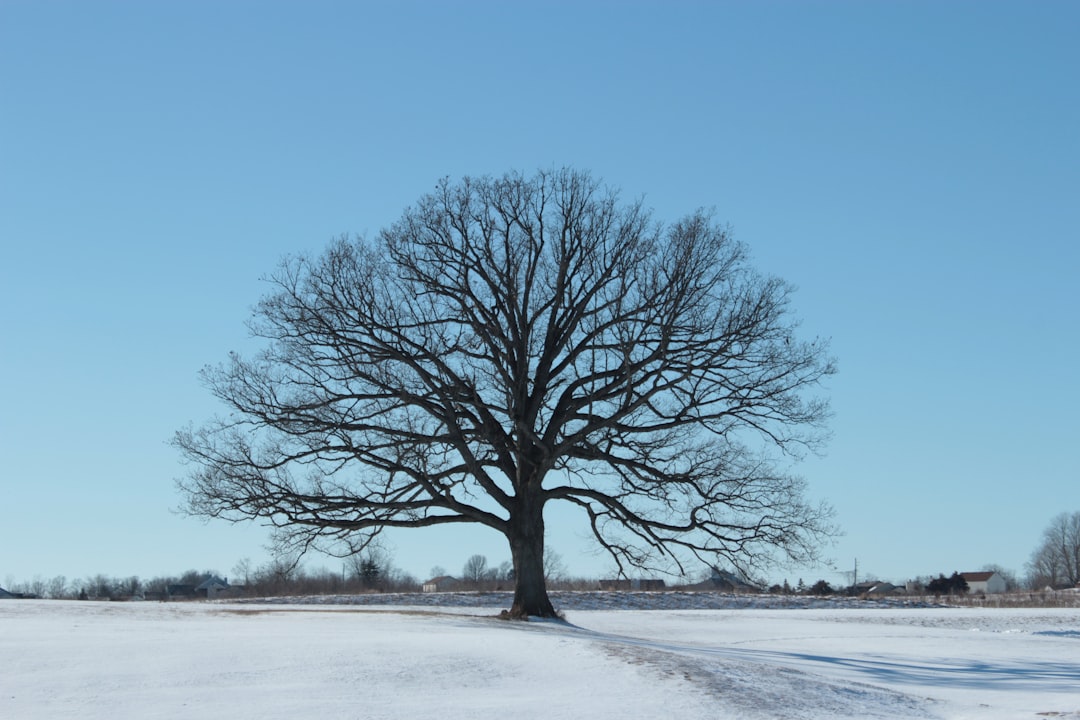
top-left (505, 493), bottom-right (557, 619)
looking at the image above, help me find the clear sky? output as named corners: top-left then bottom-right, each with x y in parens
top-left (2, 1), bottom-right (1077, 589)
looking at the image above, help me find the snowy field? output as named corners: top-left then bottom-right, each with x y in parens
top-left (2, 594), bottom-right (1078, 719)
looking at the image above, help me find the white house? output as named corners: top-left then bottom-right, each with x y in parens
top-left (422, 576), bottom-right (460, 593)
top-left (960, 571), bottom-right (1007, 594)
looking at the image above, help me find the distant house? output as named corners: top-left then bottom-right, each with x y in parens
top-left (0, 586), bottom-right (35, 599)
top-left (960, 571), bottom-right (1006, 595)
top-left (863, 582), bottom-right (899, 595)
top-left (848, 580), bottom-right (902, 596)
top-left (599, 579), bottom-right (666, 591)
top-left (708, 569), bottom-right (759, 593)
top-left (851, 580), bottom-right (873, 593)
top-left (196, 576), bottom-right (231, 600)
top-left (422, 576), bottom-right (460, 593)
top-left (683, 568), bottom-right (760, 593)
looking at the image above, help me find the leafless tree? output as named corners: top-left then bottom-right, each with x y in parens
top-left (544, 547), bottom-right (567, 583)
top-left (1027, 511), bottom-right (1080, 588)
top-left (46, 575), bottom-right (69, 599)
top-left (24, 576), bottom-right (47, 598)
top-left (120, 576), bottom-right (142, 598)
top-left (495, 560), bottom-right (513, 582)
top-left (87, 574), bottom-right (116, 600)
top-left (462, 554), bottom-right (490, 586)
top-left (175, 169), bottom-right (836, 618)
top-left (232, 557), bottom-right (253, 586)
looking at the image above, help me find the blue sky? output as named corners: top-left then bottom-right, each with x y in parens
top-left (2, 1), bottom-right (1077, 588)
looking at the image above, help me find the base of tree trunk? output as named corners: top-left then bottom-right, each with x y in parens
top-left (499, 604), bottom-right (561, 621)
top-left (502, 588), bottom-right (559, 619)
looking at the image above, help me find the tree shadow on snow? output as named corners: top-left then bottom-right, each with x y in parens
top-left (546, 623), bottom-right (1080, 695)
top-left (758, 650), bottom-right (1080, 694)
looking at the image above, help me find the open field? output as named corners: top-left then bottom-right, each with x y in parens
top-left (2, 595), bottom-right (1078, 719)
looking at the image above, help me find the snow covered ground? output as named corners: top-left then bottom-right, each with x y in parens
top-left (2, 593), bottom-right (1078, 719)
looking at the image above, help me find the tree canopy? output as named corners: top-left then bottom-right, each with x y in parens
top-left (174, 168), bottom-right (837, 617)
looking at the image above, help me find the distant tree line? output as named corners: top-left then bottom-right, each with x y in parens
top-left (3, 547), bottom-right (590, 600)
top-left (453, 549), bottom-right (570, 590)
top-left (3, 550), bottom-right (420, 600)
top-left (9, 511), bottom-right (1076, 599)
